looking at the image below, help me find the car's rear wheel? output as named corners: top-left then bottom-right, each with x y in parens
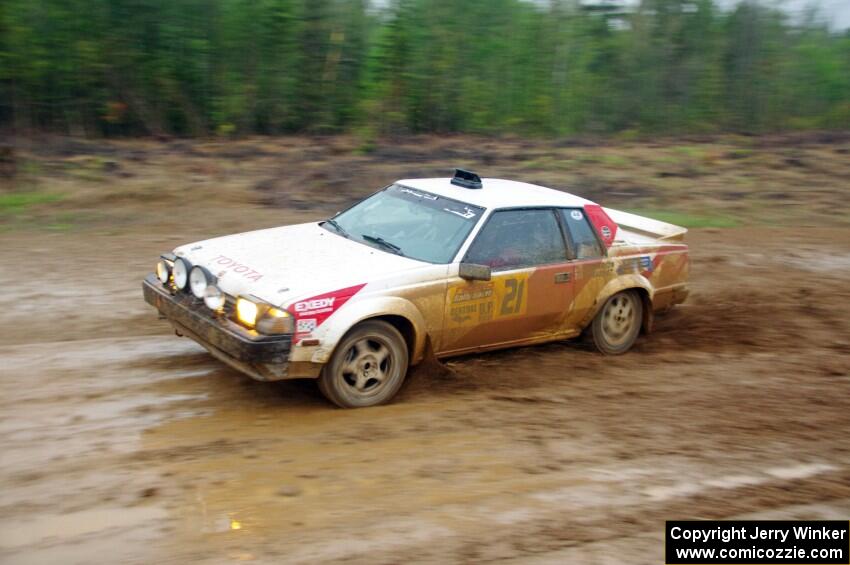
top-left (591, 290), bottom-right (643, 355)
top-left (318, 320), bottom-right (409, 408)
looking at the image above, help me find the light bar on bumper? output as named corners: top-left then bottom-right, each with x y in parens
top-left (142, 274), bottom-right (291, 364)
top-left (151, 254), bottom-right (293, 335)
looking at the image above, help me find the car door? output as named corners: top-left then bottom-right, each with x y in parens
top-left (440, 208), bottom-right (573, 354)
top-left (557, 207), bottom-right (612, 332)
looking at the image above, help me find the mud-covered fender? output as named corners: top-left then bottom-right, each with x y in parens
top-left (580, 274), bottom-right (654, 330)
top-left (308, 296), bottom-right (428, 364)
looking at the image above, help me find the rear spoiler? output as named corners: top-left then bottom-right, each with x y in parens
top-left (603, 208), bottom-right (688, 242)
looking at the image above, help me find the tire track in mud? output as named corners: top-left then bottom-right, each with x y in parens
top-left (416, 469), bottom-right (850, 565)
top-left (157, 461), bottom-right (850, 564)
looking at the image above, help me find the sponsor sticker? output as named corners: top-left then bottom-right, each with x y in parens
top-left (399, 188), bottom-right (437, 200)
top-left (617, 256), bottom-right (655, 275)
top-left (294, 297), bottom-right (336, 315)
top-left (446, 206), bottom-right (478, 219)
top-left (600, 225), bottom-right (612, 239)
top-left (289, 283), bottom-right (366, 344)
top-left (447, 274), bottom-right (529, 328)
top-left (571, 210), bottom-right (584, 220)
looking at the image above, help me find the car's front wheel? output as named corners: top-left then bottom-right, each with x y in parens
top-left (590, 290), bottom-right (643, 355)
top-left (318, 320), bottom-right (409, 408)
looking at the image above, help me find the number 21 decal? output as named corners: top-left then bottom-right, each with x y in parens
top-left (500, 278), bottom-right (526, 315)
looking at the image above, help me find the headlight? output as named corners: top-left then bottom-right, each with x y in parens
top-left (203, 285), bottom-right (226, 311)
top-left (235, 296), bottom-right (294, 334)
top-left (189, 266), bottom-right (215, 299)
top-left (236, 297), bottom-right (259, 328)
top-left (172, 257), bottom-right (191, 290)
top-left (257, 307), bottom-right (294, 335)
top-left (155, 260), bottom-right (171, 284)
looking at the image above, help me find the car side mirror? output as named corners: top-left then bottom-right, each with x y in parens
top-left (459, 262), bottom-right (491, 282)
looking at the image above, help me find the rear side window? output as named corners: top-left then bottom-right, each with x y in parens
top-left (465, 209), bottom-right (567, 270)
top-left (560, 208), bottom-right (603, 259)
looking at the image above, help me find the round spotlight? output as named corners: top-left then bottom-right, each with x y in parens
top-left (172, 257), bottom-right (191, 290)
top-left (155, 260), bottom-right (171, 284)
top-left (203, 285), bottom-right (226, 311)
top-left (189, 265), bottom-right (213, 298)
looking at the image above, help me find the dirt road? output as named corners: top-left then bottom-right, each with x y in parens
top-left (1, 136), bottom-right (849, 563)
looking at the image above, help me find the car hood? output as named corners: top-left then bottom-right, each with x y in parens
top-left (174, 222), bottom-right (424, 306)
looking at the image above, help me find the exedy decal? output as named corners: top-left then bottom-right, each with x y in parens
top-left (294, 297), bottom-right (336, 314)
top-left (290, 283), bottom-right (366, 343)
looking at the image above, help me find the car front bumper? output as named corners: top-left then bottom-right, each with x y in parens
top-left (142, 274), bottom-right (294, 380)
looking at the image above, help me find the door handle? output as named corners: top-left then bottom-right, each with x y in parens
top-left (554, 272), bottom-right (570, 283)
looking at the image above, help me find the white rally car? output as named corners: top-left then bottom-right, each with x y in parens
top-left (143, 170), bottom-right (689, 407)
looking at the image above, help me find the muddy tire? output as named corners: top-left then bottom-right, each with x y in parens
top-left (591, 290), bottom-right (643, 355)
top-left (318, 320), bottom-right (409, 408)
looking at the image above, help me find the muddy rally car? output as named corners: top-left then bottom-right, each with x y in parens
top-left (143, 170), bottom-right (689, 407)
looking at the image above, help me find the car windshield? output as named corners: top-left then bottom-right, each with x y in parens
top-left (324, 184), bottom-right (484, 263)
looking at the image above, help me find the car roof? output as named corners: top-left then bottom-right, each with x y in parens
top-left (395, 177), bottom-right (594, 210)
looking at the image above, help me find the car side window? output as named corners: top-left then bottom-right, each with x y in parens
top-left (560, 208), bottom-right (604, 259)
top-left (465, 209), bottom-right (567, 270)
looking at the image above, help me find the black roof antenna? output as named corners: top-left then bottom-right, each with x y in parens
top-left (451, 169), bottom-right (483, 189)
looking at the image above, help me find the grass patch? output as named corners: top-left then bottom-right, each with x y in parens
top-left (520, 156), bottom-right (576, 171)
top-left (671, 145), bottom-right (706, 159)
top-left (624, 208), bottom-right (739, 228)
top-left (520, 156), bottom-right (556, 169)
top-left (0, 191), bottom-right (63, 213)
top-left (599, 154), bottom-right (629, 168)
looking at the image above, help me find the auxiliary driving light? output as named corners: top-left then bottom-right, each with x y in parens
top-left (172, 257), bottom-right (191, 291)
top-left (203, 285), bottom-right (226, 311)
top-left (156, 260), bottom-right (171, 284)
top-left (189, 265), bottom-right (214, 299)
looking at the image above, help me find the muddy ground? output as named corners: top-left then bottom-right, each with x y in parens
top-left (1, 134), bottom-right (849, 564)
